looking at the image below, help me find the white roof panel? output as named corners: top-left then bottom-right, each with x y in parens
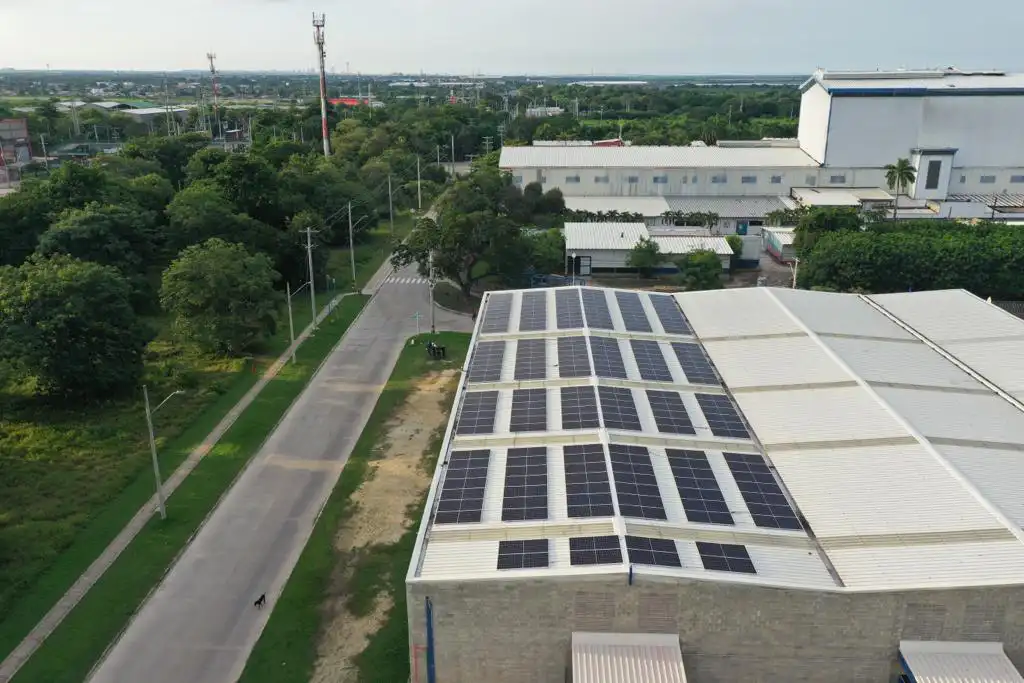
top-left (772, 288), bottom-right (913, 339)
top-left (663, 195), bottom-right (789, 218)
top-left (652, 236), bottom-right (732, 256)
top-left (500, 145), bottom-right (819, 170)
top-left (702, 336), bottom-right (851, 390)
top-left (820, 336), bottom-right (984, 391)
top-left (572, 632), bottom-right (688, 683)
top-left (812, 68), bottom-right (1024, 94)
top-left (936, 338), bottom-right (1024, 395)
top-left (871, 290), bottom-right (1024, 341)
top-left (677, 288), bottom-right (801, 339)
top-left (938, 444), bottom-right (1024, 530)
top-left (791, 187), bottom-right (862, 207)
top-left (875, 386), bottom-right (1024, 446)
top-left (564, 222), bottom-right (647, 251)
top-left (764, 227), bottom-right (795, 245)
top-left (900, 641), bottom-right (1024, 683)
top-left (564, 196), bottom-right (671, 216)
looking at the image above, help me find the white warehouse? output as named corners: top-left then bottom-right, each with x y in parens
top-left (406, 285), bottom-right (1024, 683)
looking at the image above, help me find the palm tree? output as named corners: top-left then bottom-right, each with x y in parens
top-left (885, 158), bottom-right (916, 220)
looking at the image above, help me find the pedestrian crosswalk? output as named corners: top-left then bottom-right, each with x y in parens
top-left (384, 276), bottom-right (430, 285)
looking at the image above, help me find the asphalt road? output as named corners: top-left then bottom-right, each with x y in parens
top-left (87, 264), bottom-right (471, 683)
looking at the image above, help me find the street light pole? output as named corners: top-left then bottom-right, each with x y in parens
top-left (570, 251), bottom-right (578, 286)
top-left (416, 156), bottom-right (422, 211)
top-left (388, 174), bottom-right (395, 236)
top-left (348, 201), bottom-right (357, 289)
top-left (143, 386), bottom-right (184, 520)
top-left (304, 226), bottom-right (318, 330)
top-left (285, 281), bottom-right (296, 364)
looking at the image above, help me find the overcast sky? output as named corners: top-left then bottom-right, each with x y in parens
top-left (2, 0), bottom-right (1021, 75)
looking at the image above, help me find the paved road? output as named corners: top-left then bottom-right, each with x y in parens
top-left (87, 264), bottom-right (471, 683)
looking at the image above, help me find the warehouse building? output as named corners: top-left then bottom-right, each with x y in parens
top-left (563, 222), bottom-right (733, 275)
top-left (406, 285), bottom-right (1024, 683)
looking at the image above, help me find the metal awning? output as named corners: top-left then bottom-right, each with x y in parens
top-left (572, 632), bottom-right (687, 683)
top-left (900, 641), bottom-right (1024, 683)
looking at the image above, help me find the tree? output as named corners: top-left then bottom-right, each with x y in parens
top-left (160, 239), bottom-right (281, 355)
top-left (526, 228), bottom-right (566, 275)
top-left (675, 250), bottom-right (723, 290)
top-left (626, 236), bottom-right (662, 278)
top-left (122, 133), bottom-right (211, 187)
top-left (209, 153), bottom-right (284, 226)
top-left (0, 182), bottom-right (52, 266)
top-left (184, 147), bottom-right (231, 184)
top-left (164, 182), bottom-right (276, 255)
top-left (725, 234), bottom-right (743, 263)
top-left (793, 207), bottom-right (862, 257)
top-left (0, 255), bottom-right (151, 400)
top-left (885, 158), bottom-right (916, 220)
top-left (127, 173), bottom-right (176, 214)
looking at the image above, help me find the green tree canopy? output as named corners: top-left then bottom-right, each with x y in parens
top-left (675, 250), bottom-right (724, 290)
top-left (626, 236), bottom-right (662, 278)
top-left (793, 207), bottom-right (863, 257)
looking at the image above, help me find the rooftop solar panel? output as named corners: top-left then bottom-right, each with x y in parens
top-left (497, 539), bottom-right (549, 569)
top-left (557, 336), bottom-right (592, 378)
top-left (625, 536), bottom-right (681, 567)
top-left (608, 444), bottom-right (666, 520)
top-left (648, 294), bottom-right (693, 335)
top-left (569, 535), bottom-right (622, 566)
top-left (695, 393), bottom-right (750, 439)
top-left (723, 452), bottom-right (802, 531)
top-left (696, 541), bottom-right (756, 574)
top-left (509, 388), bottom-right (548, 433)
top-left (645, 390), bottom-right (697, 435)
top-left (555, 288), bottom-right (584, 329)
top-left (502, 447), bottom-right (548, 521)
top-left (581, 289), bottom-right (614, 330)
top-left (519, 291), bottom-right (548, 332)
top-left (615, 291), bottom-right (653, 332)
top-left (589, 336), bottom-right (628, 379)
top-left (666, 449), bottom-right (734, 525)
top-left (434, 450), bottom-right (490, 524)
top-left (598, 386), bottom-right (642, 431)
top-left (630, 339), bottom-right (673, 382)
top-left (455, 391), bottom-right (499, 435)
top-left (480, 293), bottom-right (513, 334)
top-left (514, 338), bottom-right (547, 381)
top-left (671, 342), bottom-right (720, 386)
top-left (466, 341), bottom-right (505, 383)
top-left (560, 386), bottom-right (600, 430)
top-left (563, 444), bottom-right (615, 518)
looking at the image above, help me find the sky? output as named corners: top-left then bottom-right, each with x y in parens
top-left (1, 0), bottom-right (1022, 75)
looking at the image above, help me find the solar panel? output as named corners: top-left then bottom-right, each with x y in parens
top-left (502, 447), bottom-right (548, 521)
top-left (560, 386), bottom-right (600, 430)
top-left (555, 289), bottom-right (584, 329)
top-left (696, 541), bottom-right (756, 574)
top-left (598, 386), bottom-right (642, 431)
top-left (666, 449), bottom-right (734, 525)
top-left (480, 293), bottom-right (512, 334)
top-left (497, 539), bottom-right (549, 569)
top-left (514, 338), bottom-right (547, 381)
top-left (645, 390), bottom-right (696, 435)
top-left (581, 288), bottom-right (614, 330)
top-left (630, 339), bottom-right (673, 382)
top-left (625, 536), bottom-right (681, 567)
top-left (648, 294), bottom-right (692, 335)
top-left (563, 444), bottom-right (615, 518)
top-left (509, 388), bottom-right (547, 433)
top-left (608, 444), bottom-right (666, 520)
top-left (466, 340), bottom-right (505, 383)
top-left (569, 535), bottom-right (622, 566)
top-left (695, 393), bottom-right (750, 439)
top-left (455, 391), bottom-right (499, 435)
top-left (589, 336), bottom-right (627, 379)
top-left (557, 336), bottom-right (592, 378)
top-left (614, 291), bottom-right (653, 332)
top-left (433, 450), bottom-right (490, 524)
top-left (723, 452), bottom-right (802, 530)
top-left (519, 291), bottom-right (548, 332)
top-left (671, 342), bottom-right (720, 386)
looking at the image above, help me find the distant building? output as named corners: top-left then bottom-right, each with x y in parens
top-left (121, 107), bottom-right (190, 124)
top-left (0, 118), bottom-right (32, 182)
top-left (563, 221), bottom-right (733, 274)
top-left (525, 106), bottom-right (565, 118)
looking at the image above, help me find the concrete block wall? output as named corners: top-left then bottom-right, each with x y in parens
top-left (406, 576), bottom-right (1024, 683)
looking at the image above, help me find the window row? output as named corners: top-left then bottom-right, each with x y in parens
top-left (560, 173), bottom-right (789, 186)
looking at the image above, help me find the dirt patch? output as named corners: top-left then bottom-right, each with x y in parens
top-left (310, 369), bottom-right (458, 683)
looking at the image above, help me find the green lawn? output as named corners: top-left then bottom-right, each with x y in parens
top-left (329, 213), bottom-right (414, 291)
top-left (9, 295), bottom-right (369, 683)
top-left (238, 332), bottom-right (471, 683)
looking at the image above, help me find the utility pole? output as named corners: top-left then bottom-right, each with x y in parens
top-left (348, 201), bottom-right (357, 288)
top-left (416, 156), bottom-right (422, 210)
top-left (436, 144), bottom-right (441, 166)
top-left (429, 218), bottom-right (437, 334)
top-left (388, 174), bottom-right (395, 236)
top-left (313, 13), bottom-right (331, 157)
top-left (451, 133), bottom-right (456, 176)
top-left (482, 136), bottom-right (493, 156)
top-left (285, 281), bottom-right (296, 364)
top-left (304, 226), bottom-right (318, 329)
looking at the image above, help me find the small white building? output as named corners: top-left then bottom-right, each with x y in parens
top-left (564, 222), bottom-right (733, 275)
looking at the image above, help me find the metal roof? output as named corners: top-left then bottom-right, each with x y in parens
top-left (900, 641), bottom-right (1024, 683)
top-left (499, 145), bottom-right (819, 170)
top-left (663, 195), bottom-right (788, 218)
top-left (564, 223), bottom-right (648, 251)
top-left (565, 196), bottom-right (671, 217)
top-left (572, 632), bottom-right (688, 683)
top-left (807, 68), bottom-right (1024, 96)
top-left (652, 236), bottom-right (732, 256)
top-left (763, 227), bottom-right (795, 246)
top-left (791, 187), bottom-right (862, 207)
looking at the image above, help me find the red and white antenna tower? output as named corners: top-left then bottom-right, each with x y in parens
top-left (207, 52), bottom-right (221, 137)
top-left (313, 13), bottom-right (331, 157)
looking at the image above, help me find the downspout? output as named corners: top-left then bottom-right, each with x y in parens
top-left (425, 597), bottom-right (437, 683)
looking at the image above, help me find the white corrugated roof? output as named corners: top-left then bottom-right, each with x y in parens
top-left (572, 632), bottom-right (688, 683)
top-left (499, 145), bottom-right (819, 169)
top-left (900, 641), bottom-right (1024, 683)
top-left (763, 227), bottom-right (795, 245)
top-left (564, 222), bottom-right (648, 251)
top-left (652, 236), bottom-right (733, 256)
top-left (791, 187), bottom-right (862, 207)
top-left (810, 68), bottom-right (1024, 94)
top-left (565, 196), bottom-right (671, 216)
top-left (663, 195), bottom-right (788, 218)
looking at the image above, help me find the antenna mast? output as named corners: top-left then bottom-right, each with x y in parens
top-left (207, 52), bottom-right (221, 139)
top-left (313, 13), bottom-right (331, 157)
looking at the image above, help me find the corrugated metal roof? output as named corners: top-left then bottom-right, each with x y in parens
top-left (791, 187), bottom-right (862, 207)
top-left (652, 236), bottom-right (733, 256)
top-left (811, 68), bottom-right (1024, 95)
top-left (572, 632), bottom-right (688, 683)
top-left (949, 193), bottom-right (1024, 206)
top-left (900, 641), bottom-right (1024, 683)
top-left (499, 145), bottom-right (819, 169)
top-left (764, 227), bottom-right (795, 245)
top-left (564, 196), bottom-right (671, 216)
top-left (564, 222), bottom-right (647, 251)
top-left (663, 195), bottom-right (788, 218)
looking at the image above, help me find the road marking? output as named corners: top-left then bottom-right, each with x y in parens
top-left (385, 276), bottom-right (429, 285)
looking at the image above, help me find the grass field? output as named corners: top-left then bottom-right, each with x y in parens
top-left (8, 295), bottom-right (369, 683)
top-left (329, 213), bottom-right (414, 291)
top-left (237, 331), bottom-right (471, 683)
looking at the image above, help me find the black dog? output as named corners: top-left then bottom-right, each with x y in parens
top-left (254, 593), bottom-right (266, 609)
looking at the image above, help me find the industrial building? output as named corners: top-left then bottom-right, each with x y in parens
top-left (406, 285), bottom-right (1024, 683)
top-left (563, 222), bottom-right (733, 274)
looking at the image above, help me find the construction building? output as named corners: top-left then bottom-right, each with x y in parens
top-left (406, 285), bottom-right (1024, 683)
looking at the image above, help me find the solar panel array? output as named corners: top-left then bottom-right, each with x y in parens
top-left (589, 336), bottom-right (627, 379)
top-left (502, 447), bottom-right (548, 521)
top-left (615, 291), bottom-right (653, 332)
top-left (696, 393), bottom-right (750, 439)
top-left (560, 386), bottom-right (600, 430)
top-left (514, 338), bottom-right (547, 381)
top-left (598, 386), bottom-right (642, 431)
top-left (671, 342), bottom-right (719, 386)
top-left (581, 289), bottom-right (614, 329)
top-left (630, 339), bottom-right (673, 382)
top-left (625, 535), bottom-right (681, 567)
top-left (497, 539), bottom-right (549, 569)
top-left (724, 452), bottom-right (802, 530)
top-left (455, 391), bottom-right (499, 435)
top-left (519, 291), bottom-right (548, 332)
top-left (645, 390), bottom-right (696, 435)
top-left (557, 336), bottom-right (591, 378)
top-left (608, 444), bottom-right (666, 520)
top-left (466, 341), bottom-right (505, 383)
top-left (649, 294), bottom-right (692, 335)
top-left (434, 450), bottom-right (490, 524)
top-left (696, 541), bottom-right (757, 574)
top-left (509, 388), bottom-right (547, 433)
top-left (666, 449), bottom-right (734, 525)
top-left (480, 293), bottom-right (513, 334)
top-left (555, 289), bottom-right (584, 329)
top-left (569, 535), bottom-right (622, 566)
top-left (563, 444), bottom-right (615, 517)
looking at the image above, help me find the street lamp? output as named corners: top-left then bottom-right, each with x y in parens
top-left (143, 386), bottom-right (185, 520)
top-left (570, 251), bottom-right (578, 286)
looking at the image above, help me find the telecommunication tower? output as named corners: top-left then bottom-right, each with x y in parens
top-left (313, 13), bottom-right (331, 157)
top-left (207, 52), bottom-right (221, 137)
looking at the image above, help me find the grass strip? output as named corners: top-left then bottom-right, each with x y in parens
top-left (9, 295), bottom-right (368, 683)
top-left (238, 332), bottom-right (471, 683)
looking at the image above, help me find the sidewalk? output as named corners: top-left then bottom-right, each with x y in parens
top-left (0, 294), bottom-right (352, 683)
